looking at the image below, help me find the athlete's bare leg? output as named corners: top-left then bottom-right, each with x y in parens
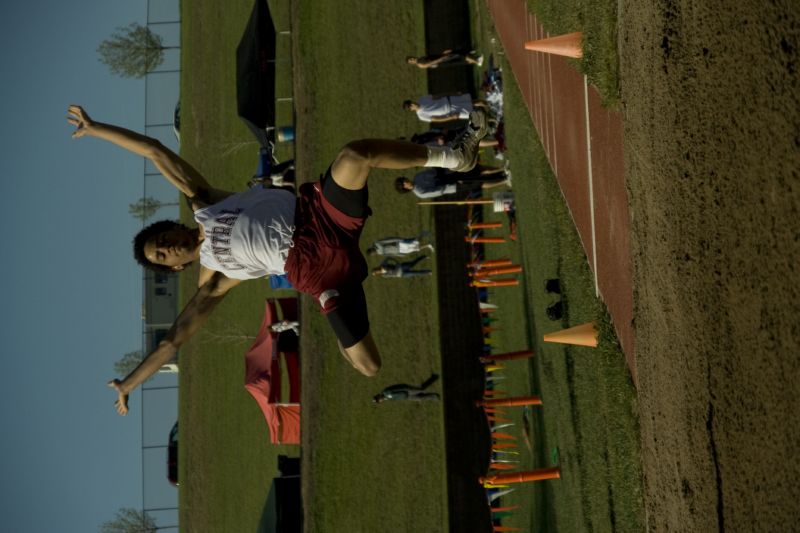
top-left (330, 139), bottom-right (428, 191)
top-left (327, 122), bottom-right (488, 374)
top-left (327, 140), bottom-right (424, 375)
top-left (337, 332), bottom-right (382, 377)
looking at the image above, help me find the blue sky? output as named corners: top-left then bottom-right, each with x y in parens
top-left (0, 1), bottom-right (180, 530)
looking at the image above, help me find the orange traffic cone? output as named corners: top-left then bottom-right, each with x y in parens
top-left (524, 32), bottom-right (583, 58)
top-left (543, 321), bottom-right (598, 347)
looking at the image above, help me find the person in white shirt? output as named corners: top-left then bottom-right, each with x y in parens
top-left (403, 94), bottom-right (487, 124)
top-left (366, 234), bottom-right (434, 257)
top-left (394, 165), bottom-right (509, 199)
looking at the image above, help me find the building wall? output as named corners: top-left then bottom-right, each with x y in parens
top-left (144, 271), bottom-right (179, 353)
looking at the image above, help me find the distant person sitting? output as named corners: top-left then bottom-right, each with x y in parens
top-left (366, 235), bottom-right (434, 257)
top-left (371, 256), bottom-right (432, 278)
top-left (373, 375), bottom-right (441, 403)
top-left (248, 151), bottom-right (295, 189)
top-left (394, 165), bottom-right (509, 199)
top-left (406, 49), bottom-right (483, 69)
top-left (403, 94), bottom-right (486, 124)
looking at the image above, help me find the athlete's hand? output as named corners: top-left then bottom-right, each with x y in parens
top-left (67, 105), bottom-right (95, 139)
top-left (108, 379), bottom-right (130, 416)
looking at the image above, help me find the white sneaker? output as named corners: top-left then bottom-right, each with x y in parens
top-left (503, 170), bottom-right (512, 188)
top-left (450, 110), bottom-right (489, 172)
top-left (270, 320), bottom-right (300, 335)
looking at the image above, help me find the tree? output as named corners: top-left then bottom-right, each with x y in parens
top-left (115, 351), bottom-right (146, 378)
top-left (128, 197), bottom-right (179, 221)
top-left (99, 507), bottom-right (157, 533)
top-left (115, 350), bottom-right (178, 378)
top-left (97, 23), bottom-right (169, 78)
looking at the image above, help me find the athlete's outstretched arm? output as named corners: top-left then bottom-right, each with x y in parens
top-left (67, 105), bottom-right (215, 200)
top-left (108, 271), bottom-right (242, 415)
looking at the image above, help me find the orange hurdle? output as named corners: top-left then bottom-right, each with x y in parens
top-left (469, 258), bottom-right (512, 268)
top-left (466, 236), bottom-right (506, 244)
top-left (481, 467), bottom-right (561, 485)
top-left (479, 350), bottom-right (534, 364)
top-left (489, 463), bottom-right (518, 471)
top-left (471, 279), bottom-right (519, 288)
top-left (468, 222), bottom-right (503, 230)
top-left (491, 505), bottom-right (520, 513)
top-left (470, 266), bottom-right (523, 277)
top-left (477, 396), bottom-right (542, 408)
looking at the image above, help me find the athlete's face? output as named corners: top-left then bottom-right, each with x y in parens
top-left (144, 228), bottom-right (198, 270)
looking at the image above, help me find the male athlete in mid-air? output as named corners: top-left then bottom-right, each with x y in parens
top-left (67, 104), bottom-right (487, 415)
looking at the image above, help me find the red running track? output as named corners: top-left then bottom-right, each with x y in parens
top-left (487, 0), bottom-right (635, 381)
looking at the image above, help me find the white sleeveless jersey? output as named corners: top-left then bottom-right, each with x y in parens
top-left (194, 188), bottom-right (296, 280)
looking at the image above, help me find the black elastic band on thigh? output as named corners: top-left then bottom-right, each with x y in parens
top-left (322, 168), bottom-right (371, 218)
top-left (326, 285), bottom-right (370, 349)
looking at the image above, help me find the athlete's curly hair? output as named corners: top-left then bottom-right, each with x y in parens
top-left (132, 220), bottom-right (193, 273)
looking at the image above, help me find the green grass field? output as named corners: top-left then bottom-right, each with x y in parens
top-left (177, 0), bottom-right (643, 531)
top-left (177, 2), bottom-right (298, 531)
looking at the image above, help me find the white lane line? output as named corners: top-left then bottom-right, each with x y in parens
top-left (526, 17), bottom-right (537, 138)
top-left (548, 52), bottom-right (556, 176)
top-left (583, 74), bottom-right (599, 297)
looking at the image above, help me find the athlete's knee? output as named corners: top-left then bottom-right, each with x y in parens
top-left (342, 341), bottom-right (382, 377)
top-left (348, 348), bottom-right (381, 377)
top-left (339, 140), bottom-right (371, 165)
top-left (356, 357), bottom-right (381, 377)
